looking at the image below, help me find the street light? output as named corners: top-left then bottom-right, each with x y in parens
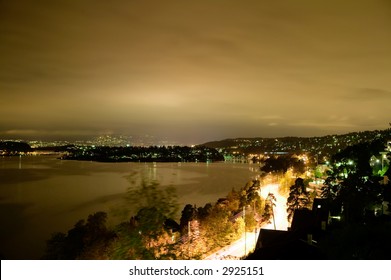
top-left (271, 198), bottom-right (276, 230)
top-left (243, 206), bottom-right (246, 256)
top-left (254, 201), bottom-right (257, 247)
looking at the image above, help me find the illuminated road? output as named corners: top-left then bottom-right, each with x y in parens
top-left (205, 183), bottom-right (289, 259)
top-left (204, 229), bottom-right (260, 260)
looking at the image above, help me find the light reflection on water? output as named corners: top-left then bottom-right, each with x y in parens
top-left (0, 156), bottom-right (259, 259)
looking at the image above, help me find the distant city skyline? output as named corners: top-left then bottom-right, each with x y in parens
top-left (1, 0), bottom-right (390, 145)
top-left (1, 133), bottom-right (181, 147)
top-left (2, 127), bottom-right (389, 149)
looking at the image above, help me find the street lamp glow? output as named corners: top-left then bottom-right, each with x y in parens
top-left (260, 183), bottom-right (289, 231)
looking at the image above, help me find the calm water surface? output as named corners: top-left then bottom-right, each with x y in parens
top-left (0, 156), bottom-right (259, 259)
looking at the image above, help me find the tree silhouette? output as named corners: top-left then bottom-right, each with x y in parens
top-left (179, 204), bottom-right (197, 234)
top-left (262, 193), bottom-right (276, 225)
top-left (260, 155), bottom-right (305, 175)
top-left (286, 178), bottom-right (311, 223)
top-left (44, 211), bottom-right (115, 259)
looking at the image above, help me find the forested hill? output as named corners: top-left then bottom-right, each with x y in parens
top-left (0, 141), bottom-right (31, 154)
top-left (62, 145), bottom-right (224, 163)
top-left (200, 128), bottom-right (391, 156)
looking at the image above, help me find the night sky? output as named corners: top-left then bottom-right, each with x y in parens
top-left (1, 0), bottom-right (390, 145)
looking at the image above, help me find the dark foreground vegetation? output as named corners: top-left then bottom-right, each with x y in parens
top-left (43, 177), bottom-right (262, 260)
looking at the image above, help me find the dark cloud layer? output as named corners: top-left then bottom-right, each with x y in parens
top-left (1, 0), bottom-right (390, 144)
top-left (354, 88), bottom-right (391, 100)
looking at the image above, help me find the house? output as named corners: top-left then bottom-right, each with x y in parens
top-left (246, 228), bottom-right (325, 260)
top-left (246, 199), bottom-right (330, 259)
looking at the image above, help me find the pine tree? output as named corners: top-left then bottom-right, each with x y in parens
top-left (286, 178), bottom-right (311, 223)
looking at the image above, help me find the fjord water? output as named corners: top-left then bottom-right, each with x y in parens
top-left (0, 156), bottom-right (258, 259)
